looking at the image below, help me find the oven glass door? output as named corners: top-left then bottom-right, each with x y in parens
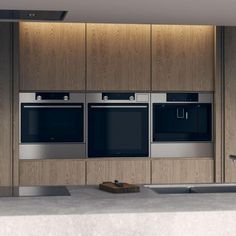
top-left (21, 103), bottom-right (84, 143)
top-left (153, 103), bottom-right (212, 141)
top-left (88, 103), bottom-right (149, 157)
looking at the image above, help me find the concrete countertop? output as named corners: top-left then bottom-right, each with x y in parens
top-left (1, 185), bottom-right (236, 216)
top-left (1, 186), bottom-right (236, 236)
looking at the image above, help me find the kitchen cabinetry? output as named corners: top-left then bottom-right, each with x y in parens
top-left (87, 24), bottom-right (151, 91)
top-left (19, 22), bottom-right (85, 91)
top-left (152, 25), bottom-right (214, 91)
top-left (151, 158), bottom-right (214, 184)
top-left (19, 160), bottom-right (86, 186)
top-left (86, 158), bottom-right (151, 185)
top-left (224, 27), bottom-right (236, 182)
top-left (0, 23), bottom-right (13, 195)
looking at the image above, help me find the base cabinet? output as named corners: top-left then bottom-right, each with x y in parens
top-left (151, 158), bottom-right (214, 184)
top-left (86, 159), bottom-right (151, 185)
top-left (19, 160), bottom-right (86, 186)
top-left (19, 158), bottom-right (214, 186)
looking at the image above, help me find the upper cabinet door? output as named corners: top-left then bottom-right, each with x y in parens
top-left (87, 24), bottom-right (151, 91)
top-left (152, 25), bottom-right (214, 91)
top-left (20, 23), bottom-right (85, 91)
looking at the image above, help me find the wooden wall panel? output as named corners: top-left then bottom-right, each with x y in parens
top-left (152, 25), bottom-right (214, 91)
top-left (214, 27), bottom-right (223, 182)
top-left (0, 23), bottom-right (12, 191)
top-left (86, 158), bottom-right (151, 185)
top-left (19, 160), bottom-right (86, 186)
top-left (224, 27), bottom-right (236, 182)
top-left (87, 24), bottom-right (151, 91)
top-left (20, 22), bottom-right (85, 91)
top-left (152, 158), bottom-right (214, 184)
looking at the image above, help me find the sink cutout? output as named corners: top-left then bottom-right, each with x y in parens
top-left (147, 185), bottom-right (236, 194)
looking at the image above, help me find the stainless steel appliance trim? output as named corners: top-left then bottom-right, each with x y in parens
top-left (151, 142), bottom-right (213, 158)
top-left (86, 93), bottom-right (150, 104)
top-left (23, 105), bottom-right (83, 108)
top-left (20, 92), bottom-right (85, 103)
top-left (90, 105), bottom-right (148, 108)
top-left (19, 143), bottom-right (86, 159)
top-left (151, 92), bottom-right (213, 103)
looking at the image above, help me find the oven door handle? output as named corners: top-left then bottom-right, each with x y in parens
top-left (90, 105), bottom-right (148, 108)
top-left (23, 105), bottom-right (83, 108)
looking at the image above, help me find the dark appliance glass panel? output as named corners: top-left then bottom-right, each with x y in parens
top-left (88, 103), bottom-right (149, 157)
top-left (153, 103), bottom-right (212, 141)
top-left (21, 103), bottom-right (84, 143)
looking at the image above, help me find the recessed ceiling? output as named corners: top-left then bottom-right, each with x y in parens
top-left (0, 0), bottom-right (236, 25)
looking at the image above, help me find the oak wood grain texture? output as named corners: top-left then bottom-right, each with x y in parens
top-left (87, 24), bottom-right (151, 91)
top-left (0, 23), bottom-right (13, 188)
top-left (151, 158), bottom-right (214, 184)
top-left (86, 158), bottom-right (151, 185)
top-left (13, 23), bottom-right (20, 189)
top-left (19, 159), bottom-right (86, 186)
top-left (19, 22), bottom-right (85, 91)
top-left (214, 27), bottom-right (223, 182)
top-left (224, 27), bottom-right (236, 182)
top-left (152, 25), bottom-right (214, 91)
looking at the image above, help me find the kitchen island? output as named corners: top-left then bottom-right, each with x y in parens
top-left (0, 186), bottom-right (236, 235)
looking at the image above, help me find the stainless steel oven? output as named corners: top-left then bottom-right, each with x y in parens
top-left (151, 93), bottom-right (213, 158)
top-left (19, 92), bottom-right (85, 159)
top-left (87, 93), bottom-right (150, 158)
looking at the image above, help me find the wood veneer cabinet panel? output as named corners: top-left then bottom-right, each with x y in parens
top-left (151, 158), bottom-right (214, 184)
top-left (20, 22), bottom-right (85, 91)
top-left (19, 160), bottom-right (86, 186)
top-left (86, 159), bottom-right (151, 185)
top-left (0, 23), bottom-right (12, 189)
top-left (87, 24), bottom-right (151, 91)
top-left (152, 25), bottom-right (214, 91)
top-left (224, 27), bottom-right (236, 182)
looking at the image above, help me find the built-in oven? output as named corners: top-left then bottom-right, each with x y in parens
top-left (87, 93), bottom-right (150, 158)
top-left (151, 93), bottom-right (213, 158)
top-left (19, 92), bottom-right (85, 159)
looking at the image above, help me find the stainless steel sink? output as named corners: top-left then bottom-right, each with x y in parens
top-left (150, 186), bottom-right (192, 194)
top-left (14, 186), bottom-right (71, 197)
top-left (146, 184), bottom-right (236, 194)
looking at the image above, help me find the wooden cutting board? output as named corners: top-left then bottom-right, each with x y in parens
top-left (99, 181), bottom-right (140, 193)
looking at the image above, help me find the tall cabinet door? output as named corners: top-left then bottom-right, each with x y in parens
top-left (152, 25), bottom-right (214, 91)
top-left (87, 24), bottom-right (151, 91)
top-left (19, 23), bottom-right (85, 91)
top-left (224, 27), bottom-right (236, 182)
top-left (0, 23), bottom-right (12, 196)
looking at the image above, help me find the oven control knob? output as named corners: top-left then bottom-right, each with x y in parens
top-left (36, 95), bottom-right (42, 101)
top-left (129, 96), bottom-right (134, 101)
top-left (64, 96), bottom-right (69, 101)
top-left (103, 96), bottom-right (108, 101)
